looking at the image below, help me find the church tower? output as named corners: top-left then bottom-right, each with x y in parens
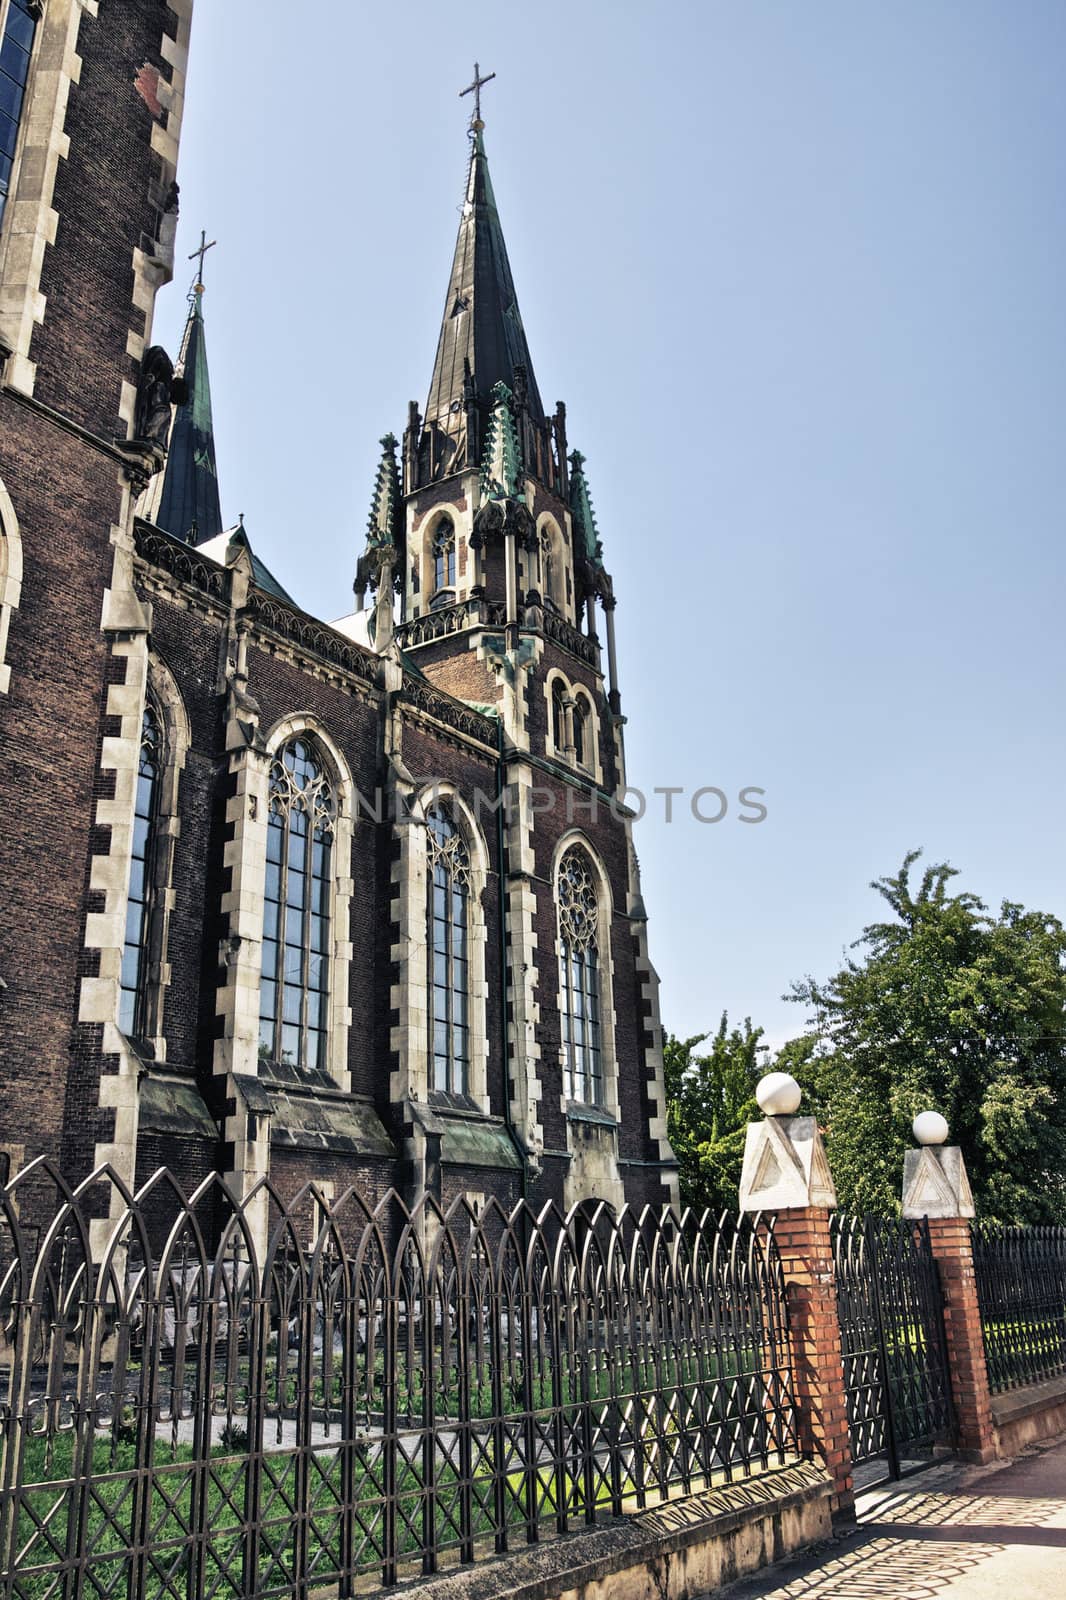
top-left (356, 88), bottom-right (674, 1213)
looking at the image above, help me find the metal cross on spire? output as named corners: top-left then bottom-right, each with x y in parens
top-left (188, 229), bottom-right (217, 291)
top-left (460, 62), bottom-right (495, 126)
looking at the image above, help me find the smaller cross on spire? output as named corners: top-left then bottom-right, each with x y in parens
top-left (460, 62), bottom-right (496, 126)
top-left (188, 229), bottom-right (217, 291)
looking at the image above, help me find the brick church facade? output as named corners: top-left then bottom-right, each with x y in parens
top-left (0, 1), bottom-right (676, 1223)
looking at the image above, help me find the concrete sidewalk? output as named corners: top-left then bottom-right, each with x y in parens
top-left (717, 1438), bottom-right (1066, 1599)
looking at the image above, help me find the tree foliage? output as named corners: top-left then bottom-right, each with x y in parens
top-left (787, 850), bottom-right (1066, 1222)
top-left (663, 1015), bottom-right (764, 1216)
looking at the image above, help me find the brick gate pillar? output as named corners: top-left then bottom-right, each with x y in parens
top-left (902, 1114), bottom-right (996, 1464)
top-left (739, 1074), bottom-right (855, 1521)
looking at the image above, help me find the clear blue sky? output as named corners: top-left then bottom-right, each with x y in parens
top-left (156, 1), bottom-right (1066, 1050)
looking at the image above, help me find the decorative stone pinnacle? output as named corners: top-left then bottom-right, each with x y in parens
top-left (479, 381), bottom-right (522, 501)
top-left (568, 449), bottom-right (605, 569)
top-left (366, 433), bottom-right (402, 548)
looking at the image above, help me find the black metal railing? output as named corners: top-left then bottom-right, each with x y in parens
top-left (0, 1165), bottom-right (798, 1600)
top-left (972, 1223), bottom-right (1066, 1394)
top-left (831, 1213), bottom-right (953, 1480)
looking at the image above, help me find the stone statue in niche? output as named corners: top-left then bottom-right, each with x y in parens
top-left (134, 346), bottom-right (187, 448)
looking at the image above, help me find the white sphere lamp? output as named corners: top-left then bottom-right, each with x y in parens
top-left (913, 1111), bottom-right (949, 1147)
top-left (756, 1072), bottom-right (802, 1117)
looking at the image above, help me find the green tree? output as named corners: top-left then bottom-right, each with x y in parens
top-left (788, 850), bottom-right (1066, 1221)
top-left (664, 1015), bottom-right (765, 1215)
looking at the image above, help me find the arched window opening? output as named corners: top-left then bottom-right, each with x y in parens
top-left (427, 805), bottom-right (470, 1096)
top-left (119, 702), bottom-right (162, 1037)
top-left (431, 521), bottom-right (455, 607)
top-left (259, 738), bottom-right (335, 1072)
top-left (573, 698), bottom-right (588, 768)
top-left (558, 847), bottom-right (603, 1106)
top-left (0, 1), bottom-right (39, 232)
top-left (551, 679), bottom-right (566, 753)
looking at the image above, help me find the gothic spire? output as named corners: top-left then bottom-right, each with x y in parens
top-left (156, 285), bottom-right (223, 545)
top-left (421, 121), bottom-right (544, 479)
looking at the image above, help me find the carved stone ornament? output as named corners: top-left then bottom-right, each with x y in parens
top-left (134, 346), bottom-right (183, 447)
top-left (901, 1144), bottom-right (975, 1220)
top-left (738, 1114), bottom-right (837, 1212)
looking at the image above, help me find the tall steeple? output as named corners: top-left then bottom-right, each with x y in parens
top-left (419, 111), bottom-right (544, 482)
top-left (156, 282), bottom-right (224, 545)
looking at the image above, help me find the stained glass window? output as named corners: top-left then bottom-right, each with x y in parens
top-left (0, 2), bottom-right (39, 231)
top-left (119, 703), bottom-right (162, 1037)
top-left (427, 805), bottom-right (470, 1096)
top-left (259, 739), bottom-right (335, 1072)
top-left (558, 847), bottom-right (603, 1105)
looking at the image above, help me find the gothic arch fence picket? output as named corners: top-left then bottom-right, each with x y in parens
top-left (0, 1164), bottom-right (798, 1600)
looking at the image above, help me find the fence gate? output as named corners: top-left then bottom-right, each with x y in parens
top-left (832, 1213), bottom-right (954, 1482)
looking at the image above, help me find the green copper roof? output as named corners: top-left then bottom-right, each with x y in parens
top-left (568, 450), bottom-right (604, 569)
top-left (479, 382), bottom-right (522, 500)
top-left (424, 127), bottom-right (544, 462)
top-left (157, 289), bottom-right (224, 545)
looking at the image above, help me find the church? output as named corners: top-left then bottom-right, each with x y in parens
top-left (0, 1), bottom-right (676, 1222)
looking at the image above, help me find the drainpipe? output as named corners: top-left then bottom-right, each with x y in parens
top-left (496, 715), bottom-right (528, 1199)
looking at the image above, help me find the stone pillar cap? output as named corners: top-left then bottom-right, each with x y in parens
top-left (739, 1114), bottom-right (836, 1212)
top-left (902, 1144), bottom-right (975, 1219)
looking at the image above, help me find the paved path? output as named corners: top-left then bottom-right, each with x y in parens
top-left (718, 1438), bottom-right (1066, 1600)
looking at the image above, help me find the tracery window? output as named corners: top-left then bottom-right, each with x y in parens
top-left (0, 1), bottom-right (39, 231)
top-left (427, 804), bottom-right (470, 1096)
top-left (259, 738), bottom-right (335, 1072)
top-left (119, 702), bottom-right (162, 1037)
top-left (431, 521), bottom-right (455, 606)
top-left (557, 847), bottom-right (603, 1105)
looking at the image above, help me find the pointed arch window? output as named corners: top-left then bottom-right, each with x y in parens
top-left (119, 702), bottom-right (162, 1038)
top-left (551, 679), bottom-right (566, 754)
top-left (431, 521), bottom-right (455, 608)
top-left (259, 738), bottom-right (335, 1072)
top-left (573, 698), bottom-right (588, 768)
top-left (0, 1), bottom-right (39, 231)
top-left (558, 847), bottom-right (603, 1106)
top-left (427, 804), bottom-right (470, 1096)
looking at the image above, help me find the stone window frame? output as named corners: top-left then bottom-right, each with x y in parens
top-left (258, 736), bottom-right (337, 1077)
top-left (536, 513), bottom-right (568, 619)
top-left (0, 473), bottom-right (23, 695)
top-left (256, 714), bottom-right (355, 1090)
top-left (126, 654), bottom-right (190, 1057)
top-left (542, 666), bottom-right (603, 786)
top-left (426, 513), bottom-right (457, 611)
top-left (395, 782), bottom-right (491, 1115)
top-left (0, 1), bottom-right (41, 236)
top-left (551, 831), bottom-right (620, 1121)
top-left (425, 801), bottom-right (473, 1099)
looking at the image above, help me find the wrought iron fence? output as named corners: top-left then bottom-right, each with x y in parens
top-left (972, 1223), bottom-right (1066, 1393)
top-left (0, 1164), bottom-right (798, 1600)
top-left (831, 1213), bottom-right (953, 1480)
